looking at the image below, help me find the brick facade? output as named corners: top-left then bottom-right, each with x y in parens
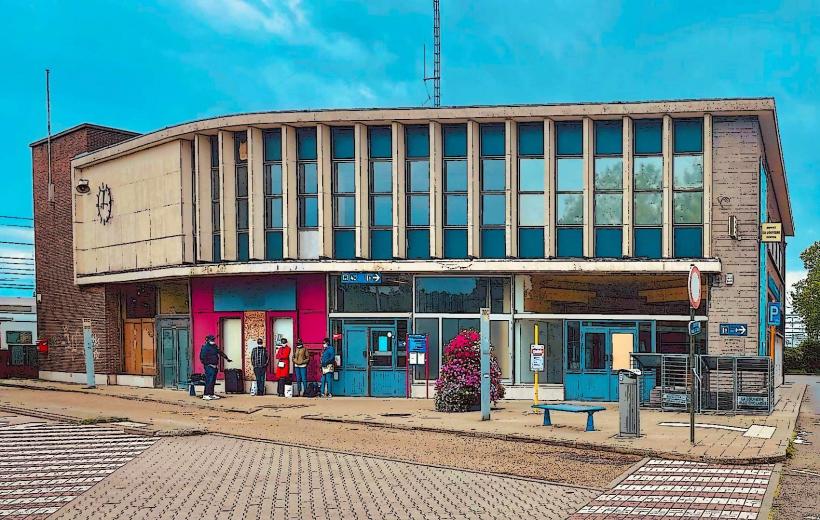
top-left (708, 117), bottom-right (762, 355)
top-left (32, 125), bottom-right (137, 374)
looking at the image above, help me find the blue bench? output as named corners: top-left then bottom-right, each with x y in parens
top-left (532, 403), bottom-right (606, 432)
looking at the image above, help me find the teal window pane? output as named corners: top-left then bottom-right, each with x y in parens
top-left (443, 229), bottom-right (468, 258)
top-left (445, 195), bottom-right (468, 226)
top-left (236, 165), bottom-right (248, 197)
top-left (443, 124), bottom-right (467, 158)
top-left (371, 195), bottom-right (392, 226)
top-left (556, 122), bottom-right (582, 156)
top-left (594, 193), bottom-right (622, 225)
top-left (265, 231), bottom-right (283, 260)
top-left (634, 192), bottom-right (662, 226)
top-left (481, 229), bottom-right (505, 258)
top-left (331, 127), bottom-right (355, 159)
top-left (212, 234), bottom-right (221, 262)
top-left (481, 159), bottom-right (506, 190)
top-left (518, 123), bottom-right (544, 156)
top-left (266, 198), bottom-right (282, 228)
top-left (408, 195), bottom-right (430, 226)
top-left (371, 230), bottom-right (393, 260)
top-left (518, 228), bottom-right (545, 258)
top-left (634, 228), bottom-right (662, 259)
top-left (297, 127), bottom-right (317, 160)
top-left (480, 124), bottom-right (505, 156)
top-left (333, 162), bottom-right (355, 193)
top-left (634, 120), bottom-right (662, 154)
top-left (556, 158), bottom-right (583, 191)
top-left (334, 230), bottom-right (356, 259)
top-left (594, 157), bottom-right (623, 190)
top-left (482, 194), bottom-right (505, 226)
top-left (264, 130), bottom-right (282, 161)
top-left (556, 194), bottom-right (583, 225)
top-left (210, 136), bottom-right (219, 167)
top-left (406, 125), bottom-right (429, 158)
top-left (444, 160), bottom-right (467, 191)
top-left (371, 161), bottom-right (392, 193)
top-left (673, 155), bottom-right (703, 189)
top-left (237, 232), bottom-right (249, 261)
top-left (594, 120), bottom-right (622, 155)
top-left (237, 199), bottom-right (249, 229)
top-left (369, 126), bottom-right (392, 158)
top-left (594, 228), bottom-right (622, 258)
top-left (519, 158), bottom-right (544, 191)
top-left (264, 163), bottom-right (282, 195)
top-left (674, 119), bottom-right (703, 153)
top-left (556, 227), bottom-right (583, 257)
top-left (518, 194), bottom-right (544, 226)
top-left (299, 163), bottom-right (318, 193)
top-left (634, 157), bottom-right (663, 190)
top-left (300, 197), bottom-right (318, 227)
top-left (408, 160), bottom-right (429, 192)
top-left (673, 192), bottom-right (703, 224)
top-left (674, 226), bottom-right (703, 258)
top-left (212, 202), bottom-right (220, 230)
top-left (407, 229), bottom-right (430, 259)
top-left (334, 196), bottom-right (355, 226)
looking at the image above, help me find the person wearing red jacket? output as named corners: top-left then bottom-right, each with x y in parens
top-left (275, 337), bottom-right (291, 397)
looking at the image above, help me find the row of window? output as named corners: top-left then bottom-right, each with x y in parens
top-left (208, 118), bottom-right (706, 262)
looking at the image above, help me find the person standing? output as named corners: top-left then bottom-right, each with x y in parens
top-left (250, 338), bottom-right (269, 396)
top-left (199, 335), bottom-right (232, 401)
top-left (320, 337), bottom-right (335, 398)
top-left (275, 337), bottom-right (291, 397)
top-left (292, 339), bottom-right (310, 397)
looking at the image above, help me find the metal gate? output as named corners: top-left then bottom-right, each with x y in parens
top-left (700, 356), bottom-right (773, 414)
top-left (660, 354), bottom-right (691, 411)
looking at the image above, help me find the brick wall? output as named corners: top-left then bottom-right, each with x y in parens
top-left (708, 117), bottom-right (762, 355)
top-left (32, 126), bottom-right (136, 374)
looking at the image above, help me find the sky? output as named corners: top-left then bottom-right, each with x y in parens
top-left (1, 0), bottom-right (817, 297)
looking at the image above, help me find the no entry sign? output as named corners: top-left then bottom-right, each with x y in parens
top-left (688, 265), bottom-right (702, 309)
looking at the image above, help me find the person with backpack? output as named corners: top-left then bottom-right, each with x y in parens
top-left (250, 338), bottom-right (269, 396)
top-left (292, 339), bottom-right (310, 397)
top-left (320, 337), bottom-right (335, 398)
top-left (199, 335), bottom-right (232, 401)
top-left (275, 337), bottom-right (291, 397)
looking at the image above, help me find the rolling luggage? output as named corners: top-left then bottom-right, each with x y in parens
top-left (224, 368), bottom-right (244, 394)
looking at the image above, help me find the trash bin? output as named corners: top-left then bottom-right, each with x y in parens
top-left (618, 368), bottom-right (641, 438)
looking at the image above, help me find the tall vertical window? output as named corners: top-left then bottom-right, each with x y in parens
top-left (405, 125), bottom-right (430, 259)
top-left (369, 126), bottom-right (392, 260)
top-left (332, 127), bottom-right (355, 259)
top-left (555, 122), bottom-right (584, 257)
top-left (518, 123), bottom-right (545, 258)
top-left (442, 124), bottom-right (468, 259)
top-left (593, 121), bottom-right (623, 258)
top-left (297, 127), bottom-right (318, 230)
top-left (480, 124), bottom-right (506, 258)
top-left (672, 119), bottom-right (704, 258)
top-left (263, 129), bottom-right (283, 260)
top-left (633, 119), bottom-right (663, 258)
top-left (234, 132), bottom-right (249, 261)
top-left (209, 135), bottom-right (221, 262)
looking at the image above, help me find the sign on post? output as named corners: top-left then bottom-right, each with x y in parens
top-left (720, 323), bottom-right (748, 336)
top-left (688, 266), bottom-right (702, 310)
top-left (340, 273), bottom-right (382, 284)
top-left (530, 344), bottom-right (545, 372)
top-left (688, 321), bottom-right (702, 336)
top-left (760, 223), bottom-right (782, 243)
top-left (767, 302), bottom-right (782, 326)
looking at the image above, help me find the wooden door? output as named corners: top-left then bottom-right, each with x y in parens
top-left (123, 320), bottom-right (143, 375)
top-left (140, 319), bottom-right (156, 375)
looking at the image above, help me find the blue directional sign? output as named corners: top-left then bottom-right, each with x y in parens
top-left (407, 334), bottom-right (428, 353)
top-left (719, 323), bottom-right (748, 336)
top-left (688, 321), bottom-right (702, 336)
top-left (767, 302), bottom-right (782, 326)
top-left (340, 272), bottom-right (382, 284)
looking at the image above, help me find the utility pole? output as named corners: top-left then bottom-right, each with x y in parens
top-left (423, 0), bottom-right (441, 107)
top-left (46, 69), bottom-right (54, 202)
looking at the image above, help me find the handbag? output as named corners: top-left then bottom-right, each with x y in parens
top-left (321, 364), bottom-right (334, 374)
top-left (277, 361), bottom-right (286, 369)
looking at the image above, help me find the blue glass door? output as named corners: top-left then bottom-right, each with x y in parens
top-left (341, 325), bottom-right (368, 396)
top-left (369, 327), bottom-right (403, 397)
top-left (565, 324), bottom-right (636, 401)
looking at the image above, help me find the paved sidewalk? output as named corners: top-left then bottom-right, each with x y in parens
top-left (0, 378), bottom-right (805, 463)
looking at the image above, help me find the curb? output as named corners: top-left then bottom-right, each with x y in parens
top-left (757, 462), bottom-right (783, 520)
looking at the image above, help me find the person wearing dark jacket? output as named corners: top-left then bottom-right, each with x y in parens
top-left (251, 338), bottom-right (269, 396)
top-left (199, 335), bottom-right (232, 400)
top-left (319, 338), bottom-right (335, 398)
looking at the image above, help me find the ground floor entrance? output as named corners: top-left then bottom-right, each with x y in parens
top-left (333, 319), bottom-right (408, 397)
top-left (564, 323), bottom-right (637, 401)
top-left (156, 318), bottom-right (190, 389)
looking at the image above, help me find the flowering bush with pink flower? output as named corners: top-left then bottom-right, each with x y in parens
top-left (434, 329), bottom-right (505, 412)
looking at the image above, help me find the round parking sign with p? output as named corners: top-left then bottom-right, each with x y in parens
top-left (688, 265), bottom-right (702, 309)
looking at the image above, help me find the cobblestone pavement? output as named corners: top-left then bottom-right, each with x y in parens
top-left (50, 434), bottom-right (597, 520)
top-left (569, 459), bottom-right (774, 519)
top-left (0, 417), bottom-right (156, 520)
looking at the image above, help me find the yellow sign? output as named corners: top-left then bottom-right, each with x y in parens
top-left (761, 223), bottom-right (782, 243)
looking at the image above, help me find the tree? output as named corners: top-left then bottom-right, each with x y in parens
top-left (791, 241), bottom-right (820, 340)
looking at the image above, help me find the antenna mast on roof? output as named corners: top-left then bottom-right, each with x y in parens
top-left (423, 0), bottom-right (441, 107)
top-left (46, 69), bottom-right (54, 203)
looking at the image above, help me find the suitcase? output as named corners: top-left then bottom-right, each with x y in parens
top-left (224, 369), bottom-right (244, 394)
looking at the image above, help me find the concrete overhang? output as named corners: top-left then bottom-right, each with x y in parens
top-left (75, 258), bottom-right (723, 286)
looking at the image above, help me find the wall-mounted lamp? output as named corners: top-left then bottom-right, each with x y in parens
top-left (76, 179), bottom-right (91, 194)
